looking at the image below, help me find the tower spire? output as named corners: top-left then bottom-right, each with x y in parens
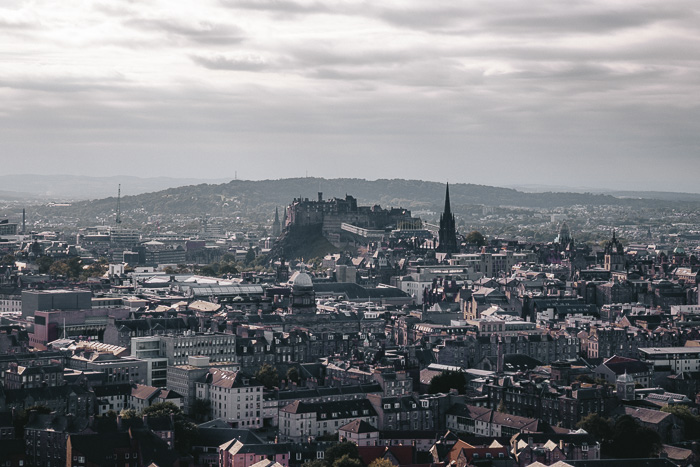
top-left (443, 182), bottom-right (452, 216)
top-left (437, 182), bottom-right (458, 254)
top-left (115, 184), bottom-right (122, 225)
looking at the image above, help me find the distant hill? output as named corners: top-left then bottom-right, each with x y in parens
top-left (26, 177), bottom-right (700, 228)
top-left (0, 174), bottom-right (229, 201)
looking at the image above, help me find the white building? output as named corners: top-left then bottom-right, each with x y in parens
top-left (279, 399), bottom-right (378, 443)
top-left (639, 347), bottom-right (700, 373)
top-left (196, 369), bottom-right (264, 429)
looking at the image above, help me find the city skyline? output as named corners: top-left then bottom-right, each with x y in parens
top-left (1, 0), bottom-right (699, 192)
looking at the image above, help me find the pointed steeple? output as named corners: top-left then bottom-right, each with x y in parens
top-left (437, 182), bottom-right (458, 254)
top-left (443, 182), bottom-right (452, 216)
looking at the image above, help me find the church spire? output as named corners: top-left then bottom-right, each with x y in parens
top-left (437, 182), bottom-right (458, 254)
top-left (443, 182), bottom-right (452, 216)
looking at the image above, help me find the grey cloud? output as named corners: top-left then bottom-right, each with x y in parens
top-left (222, 0), bottom-right (331, 15)
top-left (0, 74), bottom-right (129, 94)
top-left (191, 53), bottom-right (275, 71)
top-left (124, 18), bottom-right (245, 45)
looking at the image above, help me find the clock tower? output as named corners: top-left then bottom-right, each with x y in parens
top-left (616, 371), bottom-right (635, 401)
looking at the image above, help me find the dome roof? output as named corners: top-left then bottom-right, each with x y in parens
top-left (290, 271), bottom-right (313, 288)
top-left (617, 371), bottom-right (634, 383)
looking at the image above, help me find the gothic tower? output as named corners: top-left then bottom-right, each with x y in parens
top-left (437, 183), bottom-right (458, 254)
top-left (272, 207), bottom-right (281, 238)
top-left (604, 230), bottom-right (625, 272)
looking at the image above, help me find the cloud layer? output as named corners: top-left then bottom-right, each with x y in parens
top-left (1, 0), bottom-right (699, 191)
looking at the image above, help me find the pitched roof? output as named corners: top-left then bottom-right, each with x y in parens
top-left (339, 419), bottom-right (378, 434)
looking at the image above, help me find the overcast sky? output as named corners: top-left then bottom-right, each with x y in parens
top-left (1, 0), bottom-right (699, 192)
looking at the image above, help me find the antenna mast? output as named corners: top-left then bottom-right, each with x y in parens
top-left (116, 184), bottom-right (122, 225)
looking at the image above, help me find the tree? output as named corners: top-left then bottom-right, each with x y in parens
top-left (661, 404), bottom-right (700, 439)
top-left (286, 366), bottom-right (300, 384)
top-left (428, 371), bottom-right (466, 394)
top-left (49, 261), bottom-right (70, 277)
top-left (191, 398), bottom-right (212, 423)
top-left (141, 401), bottom-right (182, 418)
top-left (496, 399), bottom-right (508, 414)
top-left (1, 254), bottom-right (16, 265)
top-left (369, 460), bottom-right (395, 467)
top-left (302, 461), bottom-right (327, 467)
top-left (140, 402), bottom-right (198, 453)
top-left (333, 454), bottom-right (362, 467)
top-left (36, 256), bottom-right (54, 273)
top-left (325, 442), bottom-right (360, 467)
top-left (465, 230), bottom-right (486, 246)
top-left (119, 408), bottom-right (137, 419)
top-left (255, 363), bottom-right (279, 390)
top-left (316, 431), bottom-right (339, 441)
top-left (67, 256), bottom-right (83, 279)
top-left (609, 415), bottom-right (661, 458)
top-left (245, 248), bottom-right (256, 265)
top-left (577, 413), bottom-right (613, 443)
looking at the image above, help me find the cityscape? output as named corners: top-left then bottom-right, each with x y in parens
top-left (0, 177), bottom-right (700, 467)
top-left (2, 0), bottom-right (700, 466)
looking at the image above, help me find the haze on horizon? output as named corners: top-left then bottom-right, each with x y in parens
top-left (1, 1), bottom-right (699, 193)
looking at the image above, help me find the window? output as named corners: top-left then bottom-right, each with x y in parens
top-left (317, 452), bottom-right (324, 459)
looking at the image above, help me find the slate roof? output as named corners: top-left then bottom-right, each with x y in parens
top-left (219, 440), bottom-right (291, 456)
top-left (601, 355), bottom-right (652, 375)
top-left (339, 419), bottom-right (378, 434)
top-left (620, 406), bottom-right (673, 425)
top-left (281, 399), bottom-right (376, 419)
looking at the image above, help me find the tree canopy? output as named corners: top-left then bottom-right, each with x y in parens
top-left (255, 363), bottom-right (279, 390)
top-left (578, 413), bottom-right (661, 458)
top-left (465, 230), bottom-right (486, 246)
top-left (428, 371), bottom-right (466, 394)
top-left (325, 442), bottom-right (360, 467)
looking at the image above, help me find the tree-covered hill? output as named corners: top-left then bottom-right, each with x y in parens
top-left (28, 177), bottom-right (700, 228)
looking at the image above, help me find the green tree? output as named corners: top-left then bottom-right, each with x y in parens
top-left (315, 431), bottom-right (339, 441)
top-left (496, 399), bottom-right (508, 414)
top-left (428, 371), bottom-right (466, 394)
top-left (67, 256), bottom-right (83, 278)
top-left (286, 366), bottom-right (300, 384)
top-left (577, 413), bottom-right (613, 443)
top-left (255, 363), bottom-right (279, 389)
top-left (325, 442), bottom-right (360, 467)
top-left (119, 408), bottom-right (137, 419)
top-left (36, 256), bottom-right (54, 273)
top-left (1, 254), bottom-right (16, 265)
top-left (609, 415), bottom-right (661, 458)
top-left (661, 404), bottom-right (700, 439)
top-left (49, 261), bottom-right (70, 277)
top-left (465, 230), bottom-right (486, 246)
top-left (245, 248), bottom-right (256, 265)
top-left (333, 454), bottom-right (362, 467)
top-left (369, 459), bottom-right (396, 467)
top-left (191, 398), bottom-right (212, 423)
top-left (302, 460), bottom-right (327, 467)
top-left (141, 401), bottom-right (182, 418)
top-left (140, 402), bottom-right (198, 453)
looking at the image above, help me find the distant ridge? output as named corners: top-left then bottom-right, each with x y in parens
top-left (25, 177), bottom-right (700, 228)
top-left (0, 174), bottom-right (230, 201)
